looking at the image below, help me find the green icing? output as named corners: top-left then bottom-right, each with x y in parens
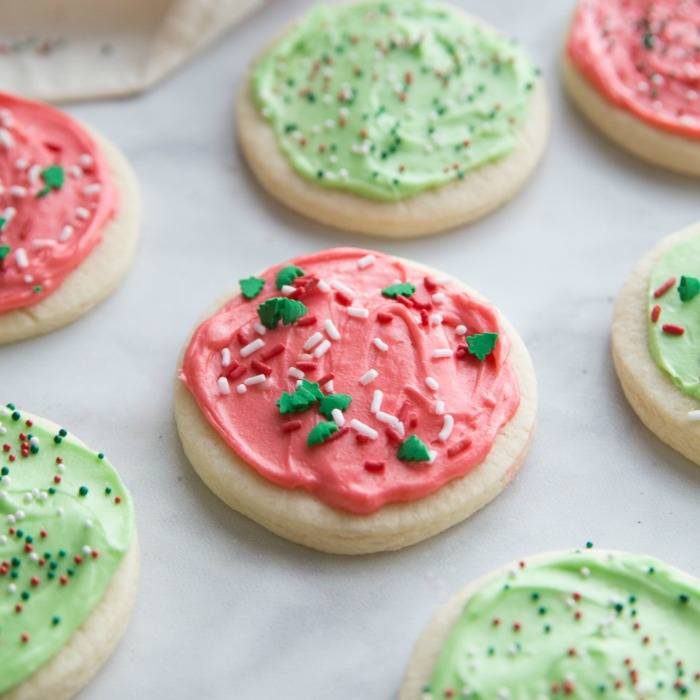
top-left (0, 405), bottom-right (134, 693)
top-left (426, 550), bottom-right (700, 698)
top-left (648, 234), bottom-right (700, 402)
top-left (251, 0), bottom-right (538, 201)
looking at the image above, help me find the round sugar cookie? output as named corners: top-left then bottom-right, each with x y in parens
top-left (564, 0), bottom-right (700, 177)
top-left (0, 404), bottom-right (138, 700)
top-left (612, 221), bottom-right (700, 465)
top-left (236, 0), bottom-right (549, 238)
top-left (0, 92), bottom-right (140, 345)
top-left (175, 248), bottom-right (537, 554)
top-left (401, 548), bottom-right (700, 698)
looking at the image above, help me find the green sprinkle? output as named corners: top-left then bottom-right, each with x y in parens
top-left (239, 276), bottom-right (265, 300)
top-left (397, 434), bottom-right (431, 462)
top-left (277, 380), bottom-right (324, 415)
top-left (0, 245), bottom-right (11, 261)
top-left (51, 616), bottom-right (61, 626)
top-left (37, 165), bottom-right (65, 197)
top-left (307, 421), bottom-right (339, 446)
top-left (585, 541), bottom-right (594, 549)
top-left (381, 282), bottom-right (416, 298)
top-left (0, 217), bottom-right (6, 230)
top-left (275, 265), bottom-right (304, 289)
top-left (466, 332), bottom-right (498, 361)
top-left (78, 485), bottom-right (89, 497)
top-left (679, 594), bottom-right (690, 604)
top-left (678, 276), bottom-right (700, 303)
top-left (318, 393), bottom-right (352, 420)
top-left (257, 297), bottom-right (307, 329)
top-left (97, 452), bottom-right (105, 460)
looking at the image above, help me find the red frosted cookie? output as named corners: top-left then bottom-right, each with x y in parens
top-left (175, 248), bottom-right (537, 554)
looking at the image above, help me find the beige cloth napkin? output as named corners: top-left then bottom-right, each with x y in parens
top-left (0, 0), bottom-right (264, 102)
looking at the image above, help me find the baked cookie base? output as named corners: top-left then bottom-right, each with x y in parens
top-left (236, 13), bottom-right (549, 238)
top-left (612, 221), bottom-right (700, 466)
top-left (2, 535), bottom-right (139, 700)
top-left (174, 263), bottom-right (537, 555)
top-left (563, 55), bottom-right (700, 177)
top-left (0, 130), bottom-right (141, 345)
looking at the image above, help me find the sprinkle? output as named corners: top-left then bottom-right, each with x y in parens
top-left (281, 420), bottom-right (302, 433)
top-left (288, 367), bottom-right (305, 380)
top-left (429, 313), bottom-right (443, 326)
top-left (251, 360), bottom-right (272, 376)
top-left (359, 369), bottom-right (379, 385)
top-left (324, 319), bottom-right (341, 340)
top-left (425, 377), bottom-right (439, 391)
top-left (236, 384), bottom-right (247, 394)
top-left (313, 339), bottom-right (332, 358)
top-left (437, 414), bottom-right (455, 442)
top-left (350, 419), bottom-right (378, 440)
top-left (221, 348), bottom-right (231, 367)
top-left (281, 284), bottom-right (297, 296)
top-left (347, 307), bottom-right (369, 319)
top-left (373, 338), bottom-right (389, 352)
top-left (330, 279), bottom-right (356, 298)
top-left (240, 338), bottom-right (265, 357)
top-left (253, 323), bottom-right (267, 336)
top-left (318, 279), bottom-right (331, 293)
top-left (262, 343), bottom-right (285, 361)
top-left (364, 460), bottom-right (385, 472)
top-left (357, 254), bottom-right (375, 269)
top-left (245, 374), bottom-right (267, 386)
top-left (370, 389), bottom-right (383, 414)
top-left (435, 400), bottom-right (445, 415)
top-left (15, 248), bottom-right (28, 269)
top-left (75, 207), bottom-right (90, 220)
top-left (432, 348), bottom-right (453, 359)
top-left (432, 292), bottom-right (447, 304)
top-left (653, 277), bottom-right (676, 298)
top-left (217, 378), bottom-right (230, 395)
top-left (650, 305), bottom-right (661, 323)
top-left (0, 128), bottom-right (14, 149)
top-left (83, 183), bottom-right (102, 196)
top-left (59, 225), bottom-right (74, 242)
top-left (455, 324), bottom-right (467, 335)
top-left (303, 331), bottom-right (324, 351)
top-left (377, 312), bottom-right (393, 324)
top-left (10, 185), bottom-right (27, 198)
top-left (331, 408), bottom-right (345, 427)
top-left (662, 324), bottom-right (685, 336)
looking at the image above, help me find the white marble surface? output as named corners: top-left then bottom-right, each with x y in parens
top-left (3, 1), bottom-right (699, 698)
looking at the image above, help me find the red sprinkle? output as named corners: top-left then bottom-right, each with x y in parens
top-left (396, 294), bottom-right (414, 308)
top-left (226, 363), bottom-right (247, 380)
top-left (296, 315), bottom-right (317, 327)
top-left (364, 460), bottom-right (385, 473)
top-left (385, 428), bottom-right (403, 445)
top-left (236, 329), bottom-right (249, 346)
top-left (281, 420), bottom-right (302, 433)
top-left (325, 426), bottom-right (349, 443)
top-left (251, 360), bottom-right (273, 376)
top-left (419, 309), bottom-right (430, 327)
top-left (650, 304), bottom-right (662, 323)
top-left (295, 361), bottom-right (318, 372)
top-left (335, 291), bottom-right (352, 306)
top-left (447, 437), bottom-right (471, 458)
top-left (424, 276), bottom-right (438, 293)
top-left (662, 323), bottom-right (685, 336)
top-left (377, 311), bottom-right (393, 324)
top-left (653, 277), bottom-right (676, 298)
top-left (262, 343), bottom-right (285, 361)
top-left (355, 434), bottom-right (371, 444)
top-left (318, 372), bottom-right (335, 386)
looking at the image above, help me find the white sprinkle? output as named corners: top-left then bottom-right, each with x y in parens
top-left (324, 319), bottom-right (341, 340)
top-left (687, 410), bottom-right (700, 421)
top-left (359, 369), bottom-right (379, 385)
top-left (370, 389), bottom-right (383, 414)
top-left (23, 274), bottom-right (33, 284)
top-left (331, 408), bottom-right (345, 427)
top-left (303, 331), bottom-right (324, 351)
top-left (438, 414), bottom-right (454, 442)
top-left (69, 165), bottom-right (83, 178)
top-left (14, 158), bottom-right (27, 170)
top-left (373, 337), bottom-right (389, 352)
top-left (9, 185), bottom-right (27, 198)
top-left (27, 164), bottom-right (41, 185)
top-left (56, 507), bottom-right (64, 517)
top-left (3, 207), bottom-right (16, 224)
top-left (429, 312), bottom-right (443, 326)
top-left (432, 292), bottom-right (447, 304)
top-left (281, 284), bottom-right (296, 296)
top-left (425, 376), bottom-right (439, 391)
top-left (376, 411), bottom-right (401, 430)
top-left (59, 225), bottom-right (74, 242)
top-left (314, 339), bottom-right (332, 358)
top-left (357, 254), bottom-right (375, 269)
top-left (288, 367), bottom-right (305, 379)
top-left (432, 348), bottom-right (453, 359)
top-left (0, 128), bottom-right (14, 149)
top-left (350, 419), bottom-right (378, 440)
top-left (0, 109), bottom-right (13, 127)
top-left (318, 279), bottom-right (331, 293)
top-left (435, 400), bottom-right (445, 415)
top-left (298, 352), bottom-right (313, 361)
top-left (31, 239), bottom-right (57, 250)
top-left (217, 377), bottom-right (230, 395)
top-left (220, 348), bottom-right (231, 367)
top-left (82, 545), bottom-right (92, 555)
top-left (580, 567), bottom-right (591, 578)
top-left (245, 374), bottom-right (267, 386)
top-left (15, 247), bottom-right (28, 269)
top-left (83, 183), bottom-right (102, 196)
top-left (253, 323), bottom-right (267, 336)
top-left (330, 279), bottom-right (356, 298)
top-left (323, 379), bottom-right (335, 393)
top-left (347, 307), bottom-right (369, 319)
top-left (428, 450), bottom-right (437, 463)
top-left (76, 207), bottom-right (90, 220)
top-left (79, 153), bottom-right (94, 168)
top-left (455, 324), bottom-right (467, 335)
top-left (236, 384), bottom-right (247, 395)
top-left (240, 338), bottom-right (265, 358)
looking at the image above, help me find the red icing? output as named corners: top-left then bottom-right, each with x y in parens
top-left (181, 249), bottom-right (520, 515)
top-left (0, 92), bottom-right (116, 313)
top-left (567, 0), bottom-right (700, 139)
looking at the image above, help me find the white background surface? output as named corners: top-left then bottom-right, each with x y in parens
top-left (3, 1), bottom-right (699, 698)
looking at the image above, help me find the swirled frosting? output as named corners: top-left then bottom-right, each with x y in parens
top-left (180, 248), bottom-right (521, 514)
top-left (0, 404), bottom-right (134, 693)
top-left (251, 0), bottom-right (539, 201)
top-left (0, 92), bottom-right (117, 314)
top-left (426, 550), bottom-right (700, 698)
top-left (567, 0), bottom-right (700, 139)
